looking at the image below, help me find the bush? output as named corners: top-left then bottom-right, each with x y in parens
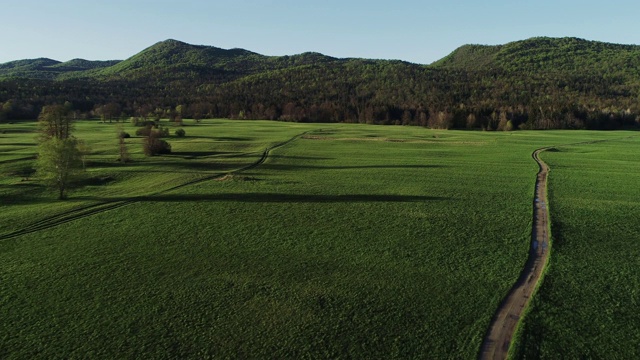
top-left (135, 126), bottom-right (152, 137)
top-left (143, 131), bottom-right (172, 156)
top-left (154, 139), bottom-right (172, 154)
top-left (138, 120), bottom-right (156, 127)
top-left (175, 128), bottom-right (186, 137)
top-left (158, 126), bottom-right (169, 137)
top-left (118, 131), bottom-right (131, 139)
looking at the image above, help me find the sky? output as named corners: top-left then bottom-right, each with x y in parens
top-left (3, 0), bottom-right (639, 64)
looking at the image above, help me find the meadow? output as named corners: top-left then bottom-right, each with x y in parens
top-left (0, 119), bottom-right (634, 358)
top-left (514, 137), bottom-right (640, 359)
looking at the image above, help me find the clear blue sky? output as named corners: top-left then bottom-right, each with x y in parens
top-left (3, 0), bottom-right (639, 64)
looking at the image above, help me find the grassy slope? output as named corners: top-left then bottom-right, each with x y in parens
top-left (0, 121), bottom-right (631, 358)
top-left (515, 137), bottom-right (640, 358)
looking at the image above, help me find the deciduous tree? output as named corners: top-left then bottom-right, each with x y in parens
top-left (35, 105), bottom-right (85, 199)
top-left (36, 137), bottom-right (84, 199)
top-left (38, 104), bottom-right (73, 140)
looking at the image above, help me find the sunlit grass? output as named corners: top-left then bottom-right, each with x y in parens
top-left (515, 136), bottom-right (640, 359)
top-left (0, 119), bottom-right (634, 358)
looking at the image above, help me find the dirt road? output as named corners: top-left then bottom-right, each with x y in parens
top-left (479, 148), bottom-right (551, 360)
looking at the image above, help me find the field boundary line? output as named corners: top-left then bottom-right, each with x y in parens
top-left (0, 130), bottom-right (312, 241)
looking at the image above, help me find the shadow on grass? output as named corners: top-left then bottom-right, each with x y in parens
top-left (215, 136), bottom-right (255, 142)
top-left (119, 161), bottom-right (247, 173)
top-left (0, 156), bottom-right (37, 165)
top-left (184, 135), bottom-right (255, 142)
top-left (269, 155), bottom-right (336, 161)
top-left (0, 143), bottom-right (36, 147)
top-left (260, 164), bottom-right (447, 171)
top-left (87, 157), bottom-right (253, 170)
top-left (0, 183), bottom-right (42, 189)
top-left (167, 151), bottom-right (242, 158)
top-left (0, 183), bottom-right (49, 205)
top-left (78, 193), bottom-right (449, 203)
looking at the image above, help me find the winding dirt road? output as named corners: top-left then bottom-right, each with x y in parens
top-left (479, 147), bottom-right (551, 360)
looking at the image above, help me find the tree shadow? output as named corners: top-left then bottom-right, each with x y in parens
top-left (269, 155), bottom-right (336, 161)
top-left (79, 193), bottom-right (450, 204)
top-left (185, 136), bottom-right (254, 141)
top-left (214, 136), bottom-right (255, 142)
top-left (259, 164), bottom-right (447, 171)
top-left (0, 182), bottom-right (42, 189)
top-left (0, 143), bottom-right (37, 147)
top-left (0, 156), bottom-right (37, 165)
top-left (86, 160), bottom-right (136, 168)
top-left (167, 151), bottom-right (247, 159)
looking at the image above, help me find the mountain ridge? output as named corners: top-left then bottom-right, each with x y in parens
top-left (431, 36), bottom-right (640, 75)
top-left (1, 37), bottom-right (639, 130)
top-left (2, 36), bottom-right (639, 81)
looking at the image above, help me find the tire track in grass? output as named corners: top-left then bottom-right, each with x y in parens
top-left (0, 130), bottom-right (311, 241)
top-left (479, 135), bottom-right (639, 360)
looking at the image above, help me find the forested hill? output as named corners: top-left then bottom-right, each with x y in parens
top-left (0, 40), bottom-right (342, 82)
top-left (1, 37), bottom-right (639, 130)
top-left (431, 37), bottom-right (640, 76)
top-left (0, 58), bottom-right (120, 80)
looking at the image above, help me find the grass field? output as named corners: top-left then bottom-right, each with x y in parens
top-left (514, 136), bottom-right (640, 359)
top-left (0, 119), bottom-right (635, 358)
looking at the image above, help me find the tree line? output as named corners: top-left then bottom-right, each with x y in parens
top-left (1, 60), bottom-right (639, 130)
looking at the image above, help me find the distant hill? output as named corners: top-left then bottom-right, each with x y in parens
top-left (431, 37), bottom-right (640, 77)
top-left (0, 58), bottom-right (120, 80)
top-left (1, 37), bottom-right (639, 130)
top-left (0, 39), bottom-right (342, 81)
top-left (51, 59), bottom-right (121, 72)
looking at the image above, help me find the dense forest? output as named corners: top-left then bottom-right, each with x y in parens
top-left (1, 37), bottom-right (639, 129)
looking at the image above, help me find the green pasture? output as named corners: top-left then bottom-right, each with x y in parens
top-left (515, 136), bottom-right (640, 359)
top-left (0, 119), bottom-right (634, 358)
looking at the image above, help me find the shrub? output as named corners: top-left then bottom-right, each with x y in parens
top-left (118, 131), bottom-right (131, 139)
top-left (143, 130), bottom-right (172, 156)
top-left (158, 126), bottom-right (169, 137)
top-left (137, 120), bottom-right (156, 127)
top-left (154, 139), bottom-right (172, 154)
top-left (135, 126), bottom-right (152, 137)
top-left (175, 128), bottom-right (186, 137)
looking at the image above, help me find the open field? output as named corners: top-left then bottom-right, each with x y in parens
top-left (514, 137), bottom-right (640, 359)
top-left (0, 119), bottom-right (635, 358)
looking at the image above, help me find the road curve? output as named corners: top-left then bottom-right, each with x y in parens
top-left (479, 147), bottom-right (551, 360)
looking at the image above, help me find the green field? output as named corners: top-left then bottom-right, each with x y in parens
top-left (0, 120), bottom-right (636, 358)
top-left (515, 137), bottom-right (640, 359)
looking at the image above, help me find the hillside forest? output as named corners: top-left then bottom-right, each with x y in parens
top-left (1, 37), bottom-right (639, 130)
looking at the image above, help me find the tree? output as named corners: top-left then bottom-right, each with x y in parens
top-left (36, 105), bottom-right (85, 199)
top-left (102, 102), bottom-right (121, 123)
top-left (117, 125), bottom-right (130, 163)
top-left (1, 101), bottom-right (13, 120)
top-left (36, 137), bottom-right (84, 199)
top-left (38, 104), bottom-right (73, 140)
top-left (466, 113), bottom-right (477, 129)
top-left (143, 128), bottom-right (171, 156)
